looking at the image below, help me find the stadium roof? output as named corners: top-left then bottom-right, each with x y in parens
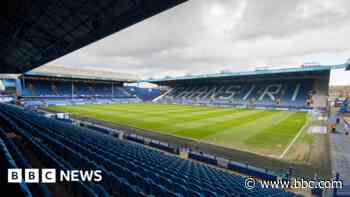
top-left (0, 74), bottom-right (20, 80)
top-left (0, 0), bottom-right (188, 73)
top-left (147, 64), bottom-right (348, 85)
top-left (23, 65), bottom-right (139, 82)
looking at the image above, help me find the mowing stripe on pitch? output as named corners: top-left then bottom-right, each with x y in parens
top-left (173, 110), bottom-right (257, 130)
top-left (279, 121), bottom-right (308, 159)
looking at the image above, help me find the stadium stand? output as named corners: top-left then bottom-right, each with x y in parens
top-left (0, 75), bottom-right (18, 103)
top-left (1, 1), bottom-right (318, 196)
top-left (151, 65), bottom-right (337, 111)
top-left (125, 133), bottom-right (288, 182)
top-left (126, 86), bottom-right (161, 101)
top-left (21, 80), bottom-right (131, 98)
top-left (0, 133), bottom-right (32, 197)
top-left (0, 103), bottom-right (301, 197)
top-left (158, 79), bottom-right (314, 109)
top-left (16, 65), bottom-right (143, 107)
top-left (0, 128), bottom-right (51, 196)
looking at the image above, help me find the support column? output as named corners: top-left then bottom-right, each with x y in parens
top-left (71, 81), bottom-right (74, 98)
top-left (112, 82), bottom-right (114, 98)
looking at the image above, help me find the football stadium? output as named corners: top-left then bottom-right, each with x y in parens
top-left (1, 1), bottom-right (350, 197)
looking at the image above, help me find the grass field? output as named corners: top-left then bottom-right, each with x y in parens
top-left (48, 103), bottom-right (308, 157)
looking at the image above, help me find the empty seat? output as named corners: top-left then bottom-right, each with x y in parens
top-left (0, 104), bottom-right (302, 197)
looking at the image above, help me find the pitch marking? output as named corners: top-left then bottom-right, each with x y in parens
top-left (279, 119), bottom-right (308, 159)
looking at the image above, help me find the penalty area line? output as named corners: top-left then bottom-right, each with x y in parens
top-left (279, 121), bottom-right (308, 159)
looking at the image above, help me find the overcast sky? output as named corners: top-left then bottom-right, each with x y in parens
top-left (49, 0), bottom-right (350, 85)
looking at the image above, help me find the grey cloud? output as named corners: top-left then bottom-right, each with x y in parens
top-left (233, 0), bottom-right (350, 40)
top-left (49, 0), bottom-right (350, 79)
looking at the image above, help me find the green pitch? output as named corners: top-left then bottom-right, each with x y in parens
top-left (48, 103), bottom-right (307, 157)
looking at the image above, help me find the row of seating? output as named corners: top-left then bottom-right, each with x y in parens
top-left (126, 134), bottom-right (179, 154)
top-left (0, 132), bottom-right (32, 197)
top-left (21, 97), bottom-right (140, 107)
top-left (0, 107), bottom-right (106, 197)
top-left (126, 86), bottom-right (161, 101)
top-left (22, 80), bottom-right (132, 98)
top-left (125, 134), bottom-right (284, 182)
top-left (188, 152), bottom-right (218, 166)
top-left (158, 80), bottom-right (315, 109)
top-left (0, 104), bottom-right (302, 197)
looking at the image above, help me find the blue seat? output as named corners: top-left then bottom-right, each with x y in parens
top-left (202, 188), bottom-right (218, 197)
top-left (173, 183), bottom-right (187, 196)
top-left (188, 183), bottom-right (202, 193)
top-left (0, 104), bottom-right (303, 197)
top-left (187, 189), bottom-right (205, 197)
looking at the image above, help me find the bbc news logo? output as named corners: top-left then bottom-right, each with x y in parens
top-left (8, 169), bottom-right (102, 183)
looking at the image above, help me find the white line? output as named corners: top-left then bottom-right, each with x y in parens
top-left (279, 120), bottom-right (309, 159)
